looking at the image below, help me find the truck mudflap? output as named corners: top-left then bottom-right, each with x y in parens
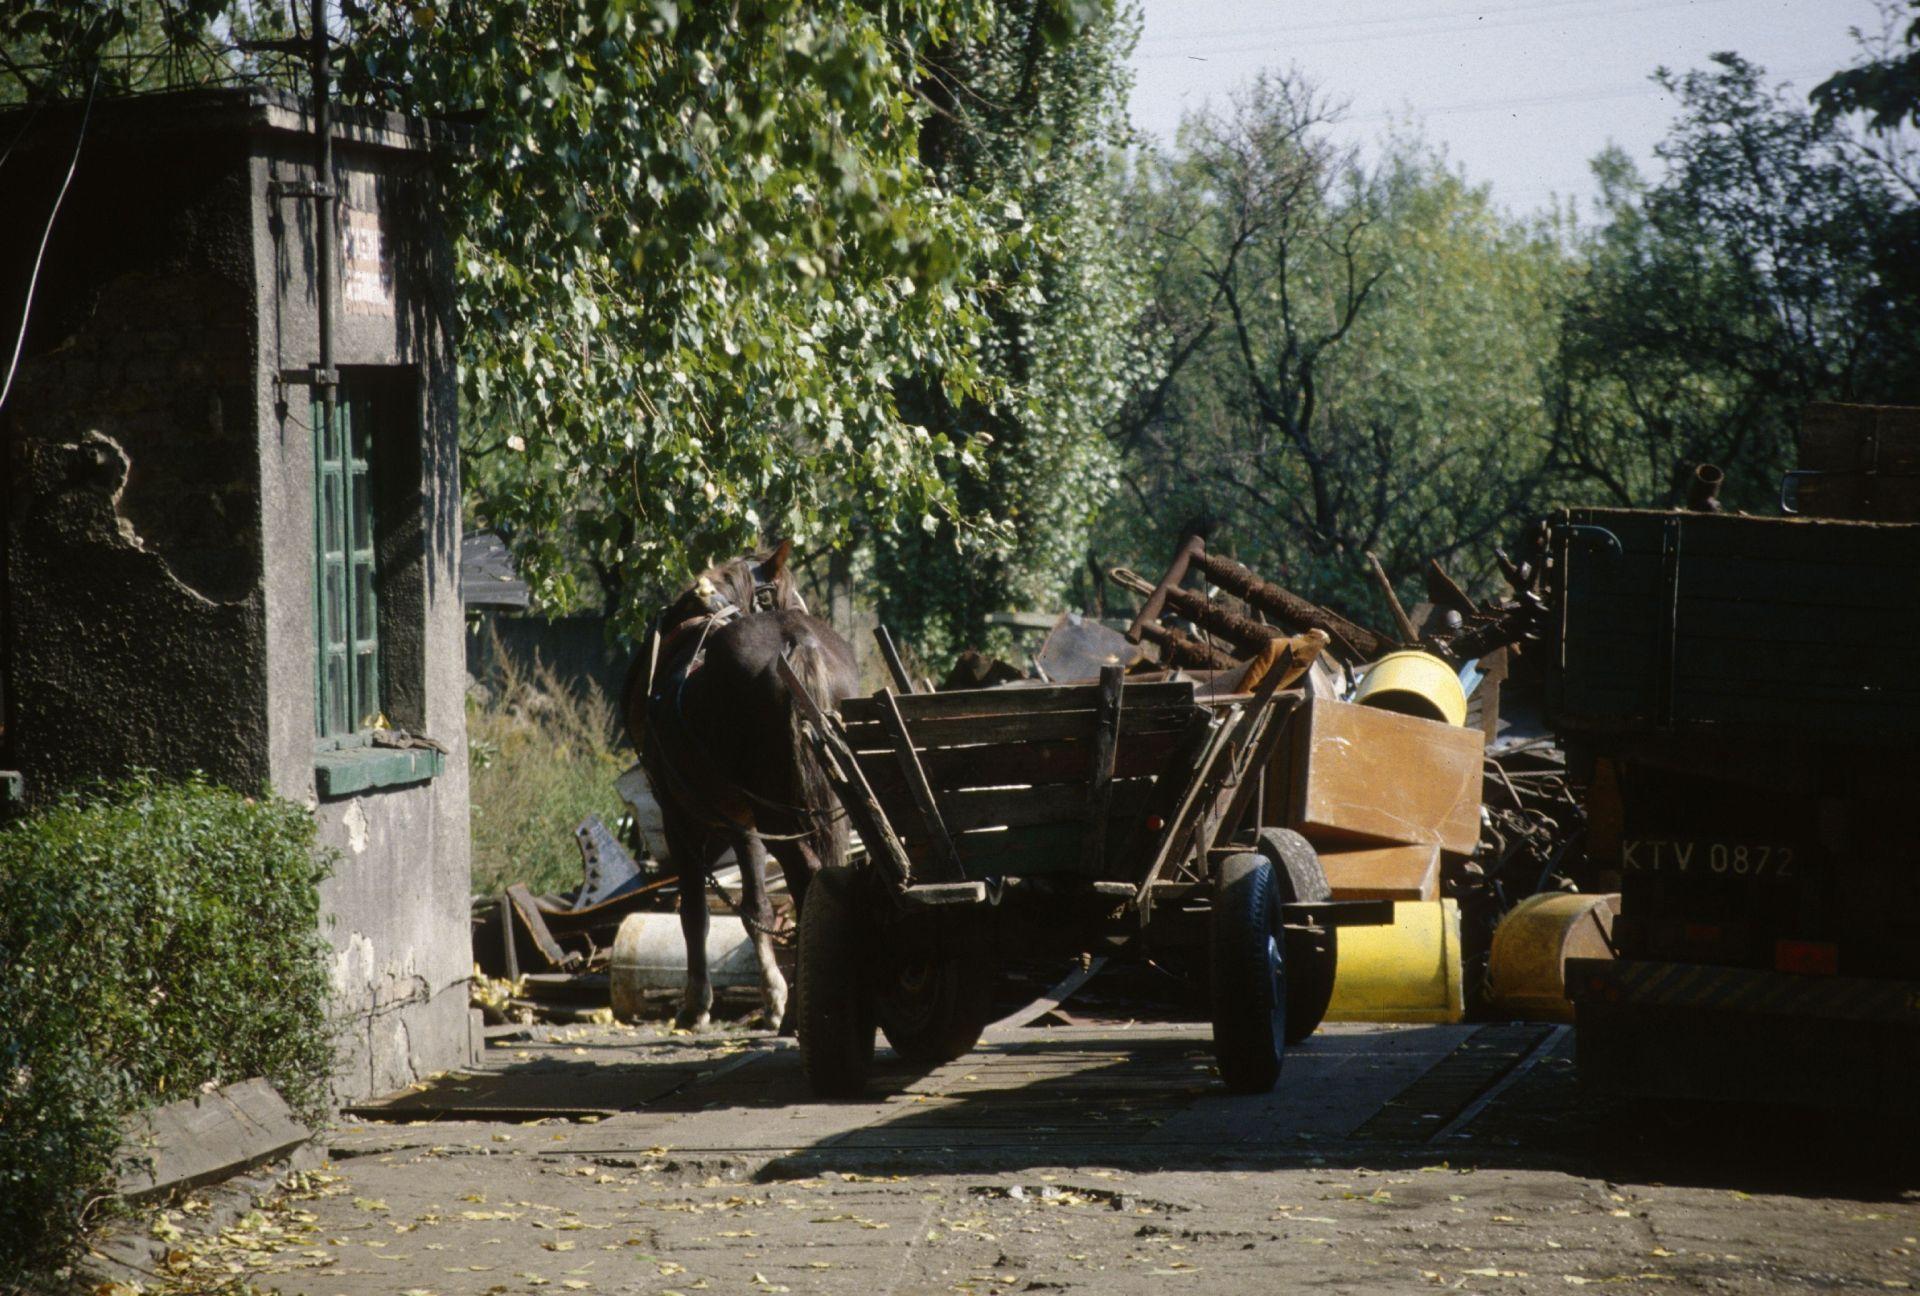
top-left (1567, 958), bottom-right (1920, 1113)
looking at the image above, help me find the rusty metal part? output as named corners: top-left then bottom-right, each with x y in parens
top-left (1365, 552), bottom-right (1419, 644)
top-left (1425, 560), bottom-right (1479, 618)
top-left (1137, 620), bottom-right (1237, 669)
top-left (1443, 602), bottom-right (1539, 664)
top-left (1151, 583), bottom-right (1288, 655)
top-left (1185, 546), bottom-right (1388, 661)
top-left (1686, 462), bottom-right (1724, 513)
top-left (1111, 564), bottom-right (1276, 657)
top-left (1120, 536), bottom-right (1207, 642)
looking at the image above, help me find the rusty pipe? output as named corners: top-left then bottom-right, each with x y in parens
top-left (1687, 462), bottom-right (1725, 513)
top-left (1187, 548), bottom-right (1388, 660)
top-left (1137, 621), bottom-right (1239, 669)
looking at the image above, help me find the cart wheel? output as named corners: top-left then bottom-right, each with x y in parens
top-left (797, 865), bottom-right (876, 1098)
top-left (1210, 851), bottom-right (1286, 1093)
top-left (1246, 828), bottom-right (1337, 1044)
top-left (876, 920), bottom-right (997, 1064)
top-left (1284, 927), bottom-right (1338, 1045)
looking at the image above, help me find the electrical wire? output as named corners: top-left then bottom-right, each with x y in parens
top-left (0, 64), bottom-right (98, 417)
top-left (1137, 0), bottom-right (1751, 59)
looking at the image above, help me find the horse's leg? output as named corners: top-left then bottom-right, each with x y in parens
top-left (663, 803), bottom-right (716, 1031)
top-left (732, 829), bottom-right (789, 1032)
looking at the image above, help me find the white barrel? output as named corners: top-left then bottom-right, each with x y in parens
top-left (609, 912), bottom-right (761, 1021)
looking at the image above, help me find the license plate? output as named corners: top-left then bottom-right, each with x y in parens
top-left (1619, 840), bottom-right (1797, 878)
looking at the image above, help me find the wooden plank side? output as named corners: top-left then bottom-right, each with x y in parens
top-left (842, 703), bottom-right (1201, 750)
top-left (1287, 698), bottom-right (1484, 855)
top-left (1080, 665), bottom-right (1125, 875)
top-left (938, 778), bottom-right (1155, 833)
top-left (877, 689), bottom-right (967, 883)
top-left (858, 730), bottom-right (1185, 801)
top-left (838, 679), bottom-right (1196, 725)
top-left (117, 1078), bottom-right (311, 1203)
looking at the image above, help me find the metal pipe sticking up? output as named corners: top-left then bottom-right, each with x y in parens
top-left (311, 0), bottom-right (336, 425)
top-left (1686, 462), bottom-right (1724, 512)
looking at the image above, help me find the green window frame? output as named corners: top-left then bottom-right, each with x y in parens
top-left (313, 389), bottom-right (381, 738)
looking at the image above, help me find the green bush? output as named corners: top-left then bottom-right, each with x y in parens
top-left (468, 644), bottom-right (630, 898)
top-left (0, 774), bottom-right (335, 1287)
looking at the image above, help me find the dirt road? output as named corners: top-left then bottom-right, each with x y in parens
top-left (104, 1021), bottom-right (1920, 1294)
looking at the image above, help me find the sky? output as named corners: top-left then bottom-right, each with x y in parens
top-left (1128, 0), bottom-right (1893, 217)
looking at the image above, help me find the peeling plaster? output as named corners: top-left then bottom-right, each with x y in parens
top-left (342, 799), bottom-right (370, 854)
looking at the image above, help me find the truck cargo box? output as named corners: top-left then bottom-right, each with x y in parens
top-left (1546, 508), bottom-right (1920, 743)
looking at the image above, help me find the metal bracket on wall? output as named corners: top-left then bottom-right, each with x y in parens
top-left (278, 368), bottom-right (340, 388)
top-left (0, 770), bottom-right (23, 807)
top-left (267, 179), bottom-right (336, 201)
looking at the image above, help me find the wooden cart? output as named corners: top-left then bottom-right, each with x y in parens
top-left (778, 660), bottom-right (1393, 1097)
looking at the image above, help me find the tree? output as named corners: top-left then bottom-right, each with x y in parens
top-left (1555, 54), bottom-right (1917, 511)
top-left (4, 0), bottom-right (1131, 637)
top-left (867, 0), bottom-right (1142, 664)
top-left (1101, 73), bottom-right (1567, 615)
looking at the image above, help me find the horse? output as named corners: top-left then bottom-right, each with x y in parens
top-left (622, 540), bottom-right (858, 1031)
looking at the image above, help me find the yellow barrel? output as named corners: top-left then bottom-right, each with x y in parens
top-left (1485, 892), bottom-right (1619, 1023)
top-left (1324, 898), bottom-right (1465, 1024)
top-left (1354, 650), bottom-right (1468, 727)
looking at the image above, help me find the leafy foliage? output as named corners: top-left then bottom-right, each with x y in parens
top-left (1814, 0), bottom-right (1920, 133)
top-left (338, 0), bottom-right (1027, 625)
top-left (0, 775), bottom-right (334, 1285)
top-left (869, 0), bottom-right (1141, 661)
top-left (1103, 74), bottom-right (1568, 614)
top-left (467, 640), bottom-right (628, 897)
top-left (1556, 54), bottom-right (1918, 511)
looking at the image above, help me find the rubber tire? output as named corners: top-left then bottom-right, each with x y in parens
top-left (796, 865), bottom-right (876, 1098)
top-left (1210, 851), bottom-right (1287, 1094)
top-left (1283, 926), bottom-right (1338, 1045)
top-left (876, 948), bottom-right (997, 1064)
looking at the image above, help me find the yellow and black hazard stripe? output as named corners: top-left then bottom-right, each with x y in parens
top-left (1567, 958), bottom-right (1920, 1024)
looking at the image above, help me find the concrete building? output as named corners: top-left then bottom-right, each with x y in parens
top-left (0, 87), bottom-right (472, 1102)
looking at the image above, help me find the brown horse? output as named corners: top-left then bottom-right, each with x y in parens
top-left (623, 541), bottom-right (858, 1030)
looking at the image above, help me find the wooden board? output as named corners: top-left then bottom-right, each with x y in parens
top-left (1278, 698), bottom-right (1484, 856)
top-left (117, 1078), bottom-right (310, 1203)
top-left (841, 702), bottom-right (1201, 751)
top-left (1314, 840), bottom-right (1443, 901)
top-left (864, 730), bottom-right (1187, 797)
top-left (838, 678), bottom-right (1196, 725)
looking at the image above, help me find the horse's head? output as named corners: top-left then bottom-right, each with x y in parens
top-left (658, 539), bottom-right (802, 630)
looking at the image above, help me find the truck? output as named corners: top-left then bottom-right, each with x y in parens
top-left (1548, 405), bottom-right (1920, 1111)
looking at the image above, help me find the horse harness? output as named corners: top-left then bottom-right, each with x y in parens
top-left (637, 570), bottom-right (839, 860)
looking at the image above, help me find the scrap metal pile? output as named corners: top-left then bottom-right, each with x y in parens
top-left (1071, 534), bottom-right (1591, 1018)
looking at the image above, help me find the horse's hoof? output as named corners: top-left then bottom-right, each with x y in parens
top-left (673, 1010), bottom-right (711, 1032)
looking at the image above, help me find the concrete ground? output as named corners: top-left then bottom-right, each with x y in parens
top-left (101, 1019), bottom-right (1920, 1295)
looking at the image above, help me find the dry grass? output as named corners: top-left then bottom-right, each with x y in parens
top-left (467, 639), bottom-right (630, 898)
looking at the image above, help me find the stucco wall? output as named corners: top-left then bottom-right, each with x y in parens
top-left (2, 110), bottom-right (269, 797)
top-left (253, 116), bottom-right (472, 1101)
top-left (0, 90), bottom-right (471, 1105)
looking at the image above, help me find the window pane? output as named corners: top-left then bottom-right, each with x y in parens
top-left (325, 654), bottom-right (349, 735)
top-left (325, 562), bottom-right (346, 647)
top-left (353, 648), bottom-right (379, 726)
top-left (349, 396), bottom-right (374, 464)
top-left (321, 398), bottom-right (341, 461)
top-left (322, 471), bottom-right (344, 553)
top-left (353, 560), bottom-right (376, 646)
top-left (350, 467), bottom-right (372, 552)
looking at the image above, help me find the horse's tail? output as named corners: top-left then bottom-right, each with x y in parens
top-left (785, 634), bottom-right (849, 881)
